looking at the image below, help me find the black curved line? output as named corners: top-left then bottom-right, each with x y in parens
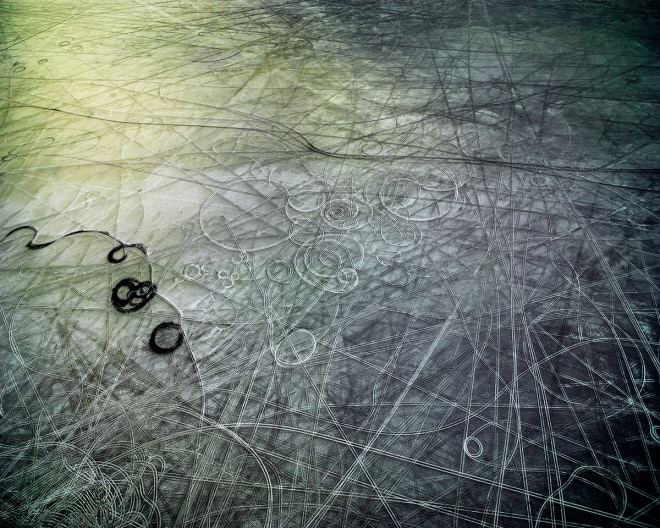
top-left (149, 322), bottom-right (184, 354)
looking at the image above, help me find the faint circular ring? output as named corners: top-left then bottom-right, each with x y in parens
top-left (272, 329), bottom-right (316, 367)
top-left (182, 263), bottom-right (202, 280)
top-left (267, 259), bottom-right (294, 283)
top-left (294, 234), bottom-right (363, 293)
top-left (463, 436), bottom-right (484, 459)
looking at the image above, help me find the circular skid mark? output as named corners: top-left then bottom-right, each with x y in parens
top-left (216, 269), bottom-right (237, 289)
top-left (200, 178), bottom-right (289, 252)
top-left (460, 389), bottom-right (522, 469)
top-left (463, 436), bottom-right (483, 459)
top-left (272, 328), bottom-right (316, 367)
top-left (294, 234), bottom-right (363, 293)
top-left (0, 228), bottom-right (197, 388)
top-left (321, 197), bottom-right (372, 230)
top-left (378, 174), bottom-right (460, 221)
top-left (375, 213), bottom-right (422, 252)
top-left (149, 322), bottom-right (184, 354)
top-left (107, 244), bottom-right (128, 263)
top-left (111, 277), bottom-right (157, 313)
top-left (182, 262), bottom-right (203, 280)
top-left (266, 259), bottom-right (295, 283)
top-left (286, 192), bottom-right (373, 232)
top-left (323, 198), bottom-right (359, 227)
top-left (285, 180), bottom-right (327, 212)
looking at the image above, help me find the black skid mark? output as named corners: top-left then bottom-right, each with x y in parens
top-left (149, 322), bottom-right (184, 354)
top-left (111, 277), bottom-right (158, 313)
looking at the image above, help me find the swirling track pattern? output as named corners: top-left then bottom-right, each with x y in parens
top-left (0, 1), bottom-right (659, 527)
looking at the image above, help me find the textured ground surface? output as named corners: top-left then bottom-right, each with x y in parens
top-left (1, 1), bottom-right (659, 526)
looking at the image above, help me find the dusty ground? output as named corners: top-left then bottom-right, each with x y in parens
top-left (1, 1), bottom-right (659, 526)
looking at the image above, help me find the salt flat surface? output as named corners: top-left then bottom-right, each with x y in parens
top-left (1, 1), bottom-right (659, 526)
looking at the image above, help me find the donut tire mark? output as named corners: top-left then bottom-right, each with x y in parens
top-left (149, 322), bottom-right (184, 354)
top-left (111, 277), bottom-right (157, 313)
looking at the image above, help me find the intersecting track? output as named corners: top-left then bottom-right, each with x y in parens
top-left (1, 0), bottom-right (659, 526)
